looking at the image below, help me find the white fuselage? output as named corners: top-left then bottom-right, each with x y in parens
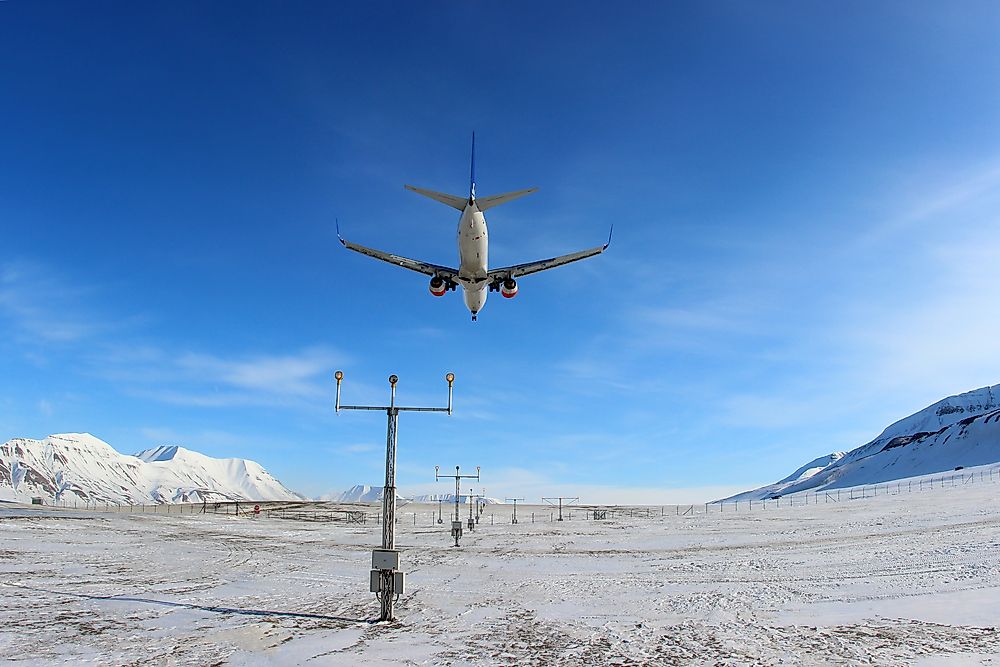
top-left (456, 202), bottom-right (489, 316)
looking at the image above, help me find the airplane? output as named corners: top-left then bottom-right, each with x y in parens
top-left (337, 134), bottom-right (611, 321)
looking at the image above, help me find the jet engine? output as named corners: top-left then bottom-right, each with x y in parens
top-left (501, 278), bottom-right (518, 299)
top-left (429, 276), bottom-right (448, 297)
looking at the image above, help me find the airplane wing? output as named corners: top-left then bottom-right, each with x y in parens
top-left (337, 225), bottom-right (459, 280)
top-left (487, 227), bottom-right (612, 280)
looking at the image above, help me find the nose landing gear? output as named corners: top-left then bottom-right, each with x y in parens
top-left (471, 312), bottom-right (478, 322)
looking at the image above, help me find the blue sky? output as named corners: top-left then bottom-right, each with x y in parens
top-left (3, 2), bottom-right (1000, 502)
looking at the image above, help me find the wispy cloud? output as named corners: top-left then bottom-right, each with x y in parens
top-left (337, 443), bottom-right (378, 454)
top-left (101, 345), bottom-right (346, 409)
top-left (0, 258), bottom-right (349, 411)
top-left (138, 426), bottom-right (247, 449)
top-left (176, 348), bottom-right (341, 398)
top-left (0, 261), bottom-right (106, 342)
top-left (860, 160), bottom-right (1000, 245)
top-left (549, 156), bottom-right (1000, 466)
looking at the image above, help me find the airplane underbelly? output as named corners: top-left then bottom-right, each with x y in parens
top-left (458, 227), bottom-right (488, 278)
top-left (463, 284), bottom-right (487, 313)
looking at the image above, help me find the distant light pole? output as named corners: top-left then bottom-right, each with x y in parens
top-left (543, 496), bottom-right (579, 521)
top-left (335, 370), bottom-right (455, 622)
top-left (506, 497), bottom-right (524, 524)
top-left (435, 465), bottom-right (480, 546)
top-left (467, 489), bottom-right (485, 528)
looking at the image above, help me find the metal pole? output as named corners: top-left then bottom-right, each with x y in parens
top-left (542, 496), bottom-right (578, 522)
top-left (335, 370), bottom-right (454, 623)
top-left (379, 379), bottom-right (398, 623)
top-left (435, 464), bottom-right (480, 547)
top-left (506, 498), bottom-right (523, 524)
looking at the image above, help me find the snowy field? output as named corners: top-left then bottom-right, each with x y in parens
top-left (2, 482), bottom-right (999, 666)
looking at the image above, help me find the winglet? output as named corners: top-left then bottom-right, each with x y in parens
top-left (336, 218), bottom-right (346, 246)
top-left (604, 224), bottom-right (614, 250)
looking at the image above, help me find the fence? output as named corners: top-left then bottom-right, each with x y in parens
top-left (25, 464), bottom-right (1000, 523)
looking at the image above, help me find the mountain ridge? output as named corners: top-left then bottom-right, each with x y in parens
top-left (724, 384), bottom-right (1000, 501)
top-left (0, 433), bottom-right (303, 504)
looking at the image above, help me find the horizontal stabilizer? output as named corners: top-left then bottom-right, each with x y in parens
top-left (475, 187), bottom-right (538, 212)
top-left (404, 185), bottom-right (467, 211)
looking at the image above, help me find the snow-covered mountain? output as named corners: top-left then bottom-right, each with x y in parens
top-left (335, 485), bottom-right (389, 503)
top-left (725, 384), bottom-right (1000, 501)
top-left (332, 485), bottom-right (501, 504)
top-left (0, 433), bottom-right (303, 504)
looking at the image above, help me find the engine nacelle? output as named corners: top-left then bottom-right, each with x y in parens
top-left (429, 276), bottom-right (447, 297)
top-left (501, 278), bottom-right (518, 299)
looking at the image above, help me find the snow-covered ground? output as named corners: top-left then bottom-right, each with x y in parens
top-left (2, 477), bottom-right (999, 665)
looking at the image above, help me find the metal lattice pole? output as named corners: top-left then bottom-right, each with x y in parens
top-left (335, 371), bottom-right (454, 623)
top-left (379, 390), bottom-right (398, 622)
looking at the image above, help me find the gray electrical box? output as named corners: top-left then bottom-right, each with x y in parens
top-left (451, 520), bottom-right (463, 537)
top-left (393, 570), bottom-right (405, 595)
top-left (467, 518), bottom-right (475, 530)
top-left (369, 569), bottom-right (406, 595)
top-left (372, 549), bottom-right (400, 571)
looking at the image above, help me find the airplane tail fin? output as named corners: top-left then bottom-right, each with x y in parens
top-left (404, 185), bottom-right (467, 210)
top-left (470, 131), bottom-right (476, 200)
top-left (475, 187), bottom-right (539, 211)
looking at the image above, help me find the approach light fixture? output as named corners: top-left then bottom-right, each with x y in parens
top-left (334, 371), bottom-right (456, 621)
